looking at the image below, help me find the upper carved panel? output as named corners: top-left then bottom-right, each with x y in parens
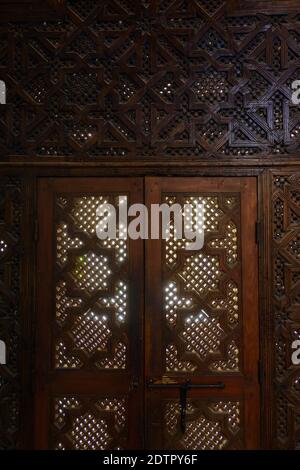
top-left (0, 1), bottom-right (65, 22)
top-left (1, 0), bottom-right (300, 161)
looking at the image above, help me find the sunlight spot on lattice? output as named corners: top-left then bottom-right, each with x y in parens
top-left (95, 399), bottom-right (126, 431)
top-left (71, 413), bottom-right (111, 450)
top-left (209, 281), bottom-right (239, 328)
top-left (182, 309), bottom-right (225, 361)
top-left (209, 221), bottom-right (238, 266)
top-left (72, 252), bottom-right (112, 293)
top-left (56, 222), bottom-right (83, 265)
top-left (0, 240), bottom-right (8, 254)
top-left (179, 253), bottom-right (221, 297)
top-left (96, 342), bottom-right (127, 370)
top-left (166, 344), bottom-right (196, 372)
top-left (165, 195), bottom-right (223, 267)
top-left (72, 196), bottom-right (128, 264)
top-left (208, 401), bottom-right (240, 433)
top-left (56, 280), bottom-right (83, 326)
top-left (209, 340), bottom-right (239, 372)
top-left (164, 281), bottom-right (193, 326)
top-left (55, 341), bottom-right (83, 369)
top-left (101, 280), bottom-right (127, 323)
top-left (54, 397), bottom-right (81, 430)
top-left (71, 309), bottom-right (112, 356)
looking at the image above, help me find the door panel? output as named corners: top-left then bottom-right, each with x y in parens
top-left (145, 177), bottom-right (260, 450)
top-left (35, 178), bottom-right (144, 450)
top-left (34, 176), bottom-right (260, 450)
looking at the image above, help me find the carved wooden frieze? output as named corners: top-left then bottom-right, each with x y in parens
top-left (0, 0), bottom-right (300, 161)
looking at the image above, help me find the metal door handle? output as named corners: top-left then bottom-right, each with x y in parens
top-left (147, 379), bottom-right (225, 433)
top-left (147, 379), bottom-right (225, 389)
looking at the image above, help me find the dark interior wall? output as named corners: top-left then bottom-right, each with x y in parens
top-left (0, 0), bottom-right (300, 449)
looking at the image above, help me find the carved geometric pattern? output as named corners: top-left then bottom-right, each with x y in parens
top-left (1, 1), bottom-right (300, 161)
top-left (165, 399), bottom-right (242, 450)
top-left (165, 344), bottom-right (196, 373)
top-left (209, 222), bottom-right (238, 267)
top-left (164, 193), bottom-right (241, 373)
top-left (54, 193), bottom-right (129, 370)
top-left (179, 254), bottom-right (221, 297)
top-left (181, 309), bottom-right (225, 361)
top-left (71, 196), bottom-right (127, 264)
top-left (0, 177), bottom-right (22, 449)
top-left (210, 340), bottom-right (239, 372)
top-left (165, 195), bottom-right (223, 267)
top-left (272, 173), bottom-right (300, 449)
top-left (52, 396), bottom-right (127, 450)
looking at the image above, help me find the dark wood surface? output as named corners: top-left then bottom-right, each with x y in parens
top-left (0, 0), bottom-right (65, 22)
top-left (0, 0), bottom-right (300, 162)
top-left (35, 178), bottom-right (144, 449)
top-left (0, 0), bottom-right (300, 450)
top-left (145, 177), bottom-right (260, 449)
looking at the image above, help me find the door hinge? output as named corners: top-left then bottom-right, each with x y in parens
top-left (255, 221), bottom-right (261, 245)
top-left (34, 219), bottom-right (39, 242)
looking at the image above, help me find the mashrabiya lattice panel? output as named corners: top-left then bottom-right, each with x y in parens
top-left (1, 0), bottom-right (300, 160)
top-left (163, 193), bottom-right (240, 374)
top-left (0, 177), bottom-right (22, 449)
top-left (52, 396), bottom-right (127, 450)
top-left (272, 173), bottom-right (300, 450)
top-left (54, 194), bottom-right (129, 371)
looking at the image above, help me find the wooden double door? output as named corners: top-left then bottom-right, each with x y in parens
top-left (34, 177), bottom-right (260, 450)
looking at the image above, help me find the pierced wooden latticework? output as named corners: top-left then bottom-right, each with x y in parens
top-left (52, 396), bottom-right (127, 450)
top-left (54, 193), bottom-right (129, 370)
top-left (163, 193), bottom-right (241, 374)
top-left (164, 399), bottom-right (243, 450)
top-left (0, 177), bottom-right (22, 449)
top-left (271, 172), bottom-right (300, 450)
top-left (34, 178), bottom-right (143, 450)
top-left (146, 177), bottom-right (259, 450)
top-left (1, 0), bottom-right (300, 451)
top-left (1, 0), bottom-right (300, 160)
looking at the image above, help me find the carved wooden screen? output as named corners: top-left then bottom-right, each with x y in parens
top-left (1, 0), bottom-right (300, 450)
top-left (0, 178), bottom-right (22, 449)
top-left (35, 178), bottom-right (144, 450)
top-left (35, 176), bottom-right (260, 450)
top-left (1, 0), bottom-right (300, 162)
top-left (145, 177), bottom-right (260, 450)
top-left (271, 172), bottom-right (300, 449)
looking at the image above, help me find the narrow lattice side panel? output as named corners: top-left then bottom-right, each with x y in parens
top-left (0, 177), bottom-right (22, 449)
top-left (272, 173), bottom-right (300, 450)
